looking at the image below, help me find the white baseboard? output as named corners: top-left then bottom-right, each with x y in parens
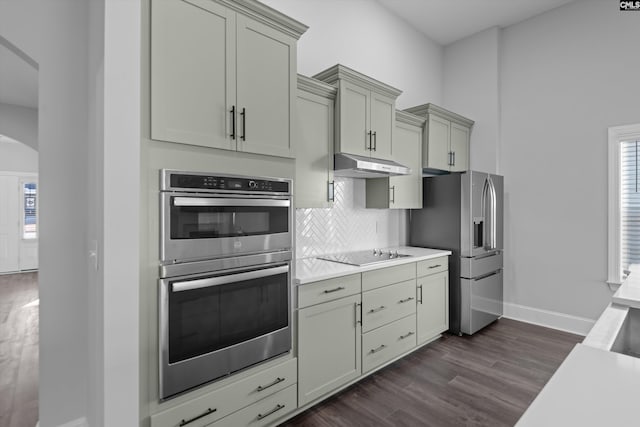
top-left (56, 417), bottom-right (88, 427)
top-left (503, 302), bottom-right (594, 336)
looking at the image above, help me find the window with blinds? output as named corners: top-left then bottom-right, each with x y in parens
top-left (620, 140), bottom-right (640, 276)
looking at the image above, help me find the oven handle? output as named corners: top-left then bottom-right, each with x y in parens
top-left (172, 197), bottom-right (290, 208)
top-left (172, 265), bottom-right (289, 292)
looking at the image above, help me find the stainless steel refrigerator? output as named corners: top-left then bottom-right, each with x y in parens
top-left (410, 171), bottom-right (504, 335)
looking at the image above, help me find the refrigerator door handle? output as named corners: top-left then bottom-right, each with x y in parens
top-left (482, 176), bottom-right (498, 250)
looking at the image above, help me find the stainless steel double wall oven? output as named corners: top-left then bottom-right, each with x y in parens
top-left (158, 170), bottom-right (293, 400)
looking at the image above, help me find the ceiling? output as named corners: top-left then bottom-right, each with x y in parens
top-left (0, 1), bottom-right (575, 110)
top-left (376, 0), bottom-right (575, 45)
top-left (0, 43), bottom-right (37, 109)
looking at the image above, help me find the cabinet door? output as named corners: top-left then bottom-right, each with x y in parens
top-left (416, 271), bottom-right (449, 345)
top-left (236, 14), bottom-right (296, 158)
top-left (337, 81), bottom-right (370, 157)
top-left (298, 294), bottom-right (361, 406)
top-left (369, 92), bottom-right (395, 160)
top-left (425, 115), bottom-right (450, 171)
top-left (295, 90), bottom-right (334, 208)
top-left (151, 0), bottom-right (236, 150)
top-left (450, 122), bottom-right (470, 172)
top-left (389, 121), bottom-right (422, 209)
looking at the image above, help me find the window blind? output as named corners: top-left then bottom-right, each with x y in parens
top-left (620, 140), bottom-right (640, 274)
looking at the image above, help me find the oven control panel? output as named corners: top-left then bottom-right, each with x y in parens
top-left (166, 171), bottom-right (290, 194)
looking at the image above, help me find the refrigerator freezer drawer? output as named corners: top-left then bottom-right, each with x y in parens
top-left (460, 270), bottom-right (503, 335)
top-left (460, 252), bottom-right (502, 279)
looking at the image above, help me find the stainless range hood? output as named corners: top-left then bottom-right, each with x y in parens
top-left (333, 153), bottom-right (411, 178)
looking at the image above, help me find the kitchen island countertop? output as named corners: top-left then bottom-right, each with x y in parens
top-left (295, 246), bottom-right (451, 285)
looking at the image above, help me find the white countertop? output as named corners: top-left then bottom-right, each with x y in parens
top-left (516, 344), bottom-right (640, 426)
top-left (295, 246), bottom-right (451, 285)
top-left (612, 264), bottom-right (640, 308)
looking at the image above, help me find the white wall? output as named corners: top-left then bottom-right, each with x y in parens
top-left (260, 0), bottom-right (443, 109)
top-left (0, 102), bottom-right (38, 151)
top-left (0, 139), bottom-right (37, 172)
top-left (498, 0), bottom-right (640, 324)
top-left (0, 1), bottom-right (91, 425)
top-left (443, 27), bottom-right (500, 174)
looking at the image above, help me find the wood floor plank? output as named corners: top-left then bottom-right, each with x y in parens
top-left (282, 318), bottom-right (583, 427)
top-left (0, 272), bottom-right (39, 427)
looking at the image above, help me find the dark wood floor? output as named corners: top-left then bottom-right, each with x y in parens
top-left (0, 272), bottom-right (38, 427)
top-left (283, 318), bottom-right (582, 427)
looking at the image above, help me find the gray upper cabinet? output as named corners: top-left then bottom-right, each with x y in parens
top-left (405, 103), bottom-right (474, 172)
top-left (313, 65), bottom-right (401, 161)
top-left (366, 111), bottom-right (424, 209)
top-left (151, 0), bottom-right (307, 158)
top-left (295, 76), bottom-right (337, 208)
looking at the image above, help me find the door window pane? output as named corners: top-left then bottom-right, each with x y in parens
top-left (23, 183), bottom-right (37, 239)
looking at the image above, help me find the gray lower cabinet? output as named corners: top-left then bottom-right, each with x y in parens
top-left (297, 293), bottom-right (362, 406)
top-left (417, 258), bottom-right (450, 344)
top-left (295, 76), bottom-right (337, 208)
top-left (296, 258), bottom-right (449, 411)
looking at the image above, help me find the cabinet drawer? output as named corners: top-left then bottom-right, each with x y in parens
top-left (362, 263), bottom-right (415, 292)
top-left (417, 256), bottom-right (448, 277)
top-left (298, 274), bottom-right (361, 308)
top-left (209, 385), bottom-right (297, 427)
top-left (362, 279), bottom-right (416, 333)
top-left (362, 314), bottom-right (417, 373)
top-left (151, 358), bottom-right (297, 427)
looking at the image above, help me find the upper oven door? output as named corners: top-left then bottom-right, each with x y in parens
top-left (161, 193), bottom-right (291, 263)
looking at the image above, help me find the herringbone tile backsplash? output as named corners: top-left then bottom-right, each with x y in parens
top-left (295, 178), bottom-right (408, 259)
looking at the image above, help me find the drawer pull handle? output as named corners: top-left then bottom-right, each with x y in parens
top-left (323, 286), bottom-right (345, 294)
top-left (257, 403), bottom-right (285, 420)
top-left (368, 305), bottom-right (386, 314)
top-left (256, 377), bottom-right (285, 392)
top-left (369, 344), bottom-right (387, 354)
top-left (399, 331), bottom-right (415, 340)
top-left (179, 408), bottom-right (217, 426)
top-left (428, 264), bottom-right (442, 269)
top-left (399, 297), bottom-right (415, 304)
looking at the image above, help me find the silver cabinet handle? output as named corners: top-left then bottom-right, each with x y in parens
top-left (399, 297), bottom-right (414, 304)
top-left (390, 186), bottom-right (395, 204)
top-left (368, 305), bottom-right (386, 314)
top-left (399, 331), bottom-right (415, 340)
top-left (418, 285), bottom-right (423, 304)
top-left (179, 408), bottom-right (217, 426)
top-left (323, 286), bottom-right (345, 294)
top-left (256, 404), bottom-right (285, 421)
top-left (369, 344), bottom-right (386, 354)
top-left (328, 181), bottom-right (335, 202)
top-left (355, 302), bottom-right (362, 325)
top-left (428, 264), bottom-right (442, 269)
top-left (256, 377), bottom-right (285, 392)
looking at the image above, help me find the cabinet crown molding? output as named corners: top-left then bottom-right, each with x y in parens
top-left (297, 74), bottom-right (337, 99)
top-left (219, 0), bottom-right (308, 39)
top-left (396, 110), bottom-right (426, 127)
top-left (404, 103), bottom-right (474, 127)
top-left (312, 64), bottom-right (402, 99)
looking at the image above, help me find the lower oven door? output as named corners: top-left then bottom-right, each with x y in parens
top-left (159, 262), bottom-right (291, 400)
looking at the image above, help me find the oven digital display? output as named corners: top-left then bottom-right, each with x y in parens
top-left (228, 180), bottom-right (242, 189)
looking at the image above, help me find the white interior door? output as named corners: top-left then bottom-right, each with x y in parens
top-left (0, 175), bottom-right (20, 273)
top-left (19, 177), bottom-right (38, 270)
